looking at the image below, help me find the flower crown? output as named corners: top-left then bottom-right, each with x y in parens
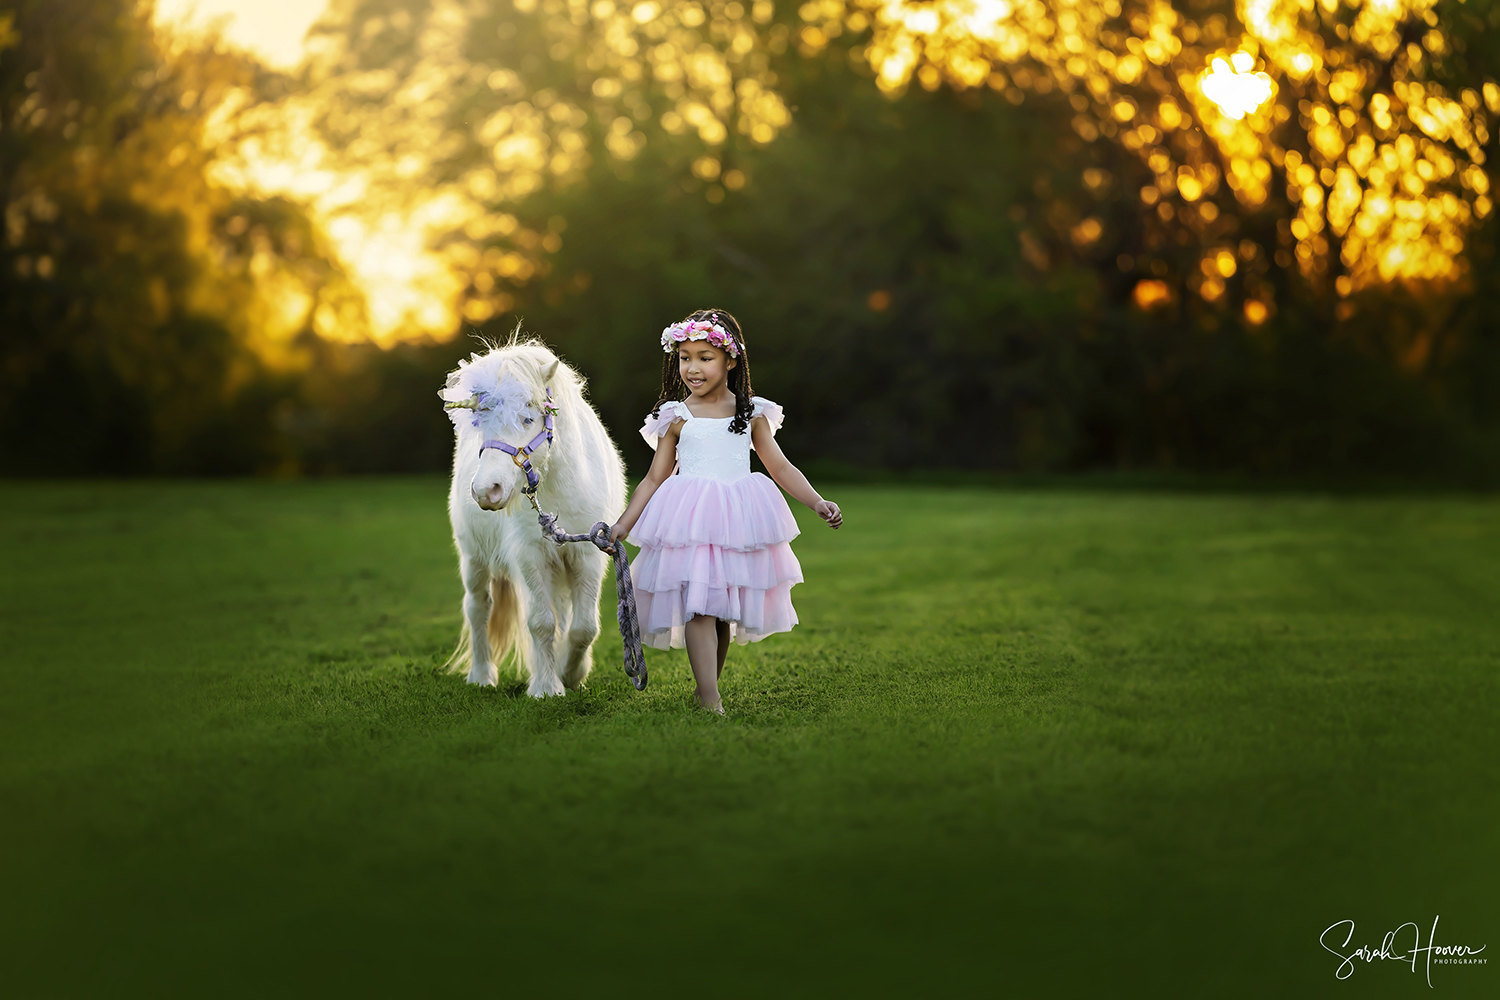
top-left (661, 318), bottom-right (740, 358)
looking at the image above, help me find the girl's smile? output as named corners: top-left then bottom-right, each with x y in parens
top-left (678, 343), bottom-right (736, 400)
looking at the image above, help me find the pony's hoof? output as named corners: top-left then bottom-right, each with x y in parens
top-left (467, 667), bottom-right (498, 687)
top-left (527, 677), bottom-right (566, 698)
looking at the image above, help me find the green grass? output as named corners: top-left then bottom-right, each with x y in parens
top-left (1, 479), bottom-right (1496, 997)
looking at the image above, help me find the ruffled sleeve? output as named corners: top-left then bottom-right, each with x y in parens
top-left (639, 400), bottom-right (689, 451)
top-left (750, 396), bottom-right (785, 436)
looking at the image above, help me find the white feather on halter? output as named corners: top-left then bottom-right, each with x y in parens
top-left (440, 356), bottom-right (536, 431)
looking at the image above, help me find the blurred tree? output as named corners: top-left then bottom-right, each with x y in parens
top-left (3, 0), bottom-right (1499, 482)
top-left (263, 0), bottom-right (1495, 481)
top-left (0, 0), bottom-right (354, 473)
top-left (480, 21), bottom-right (1500, 481)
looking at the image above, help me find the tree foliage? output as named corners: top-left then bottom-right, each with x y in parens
top-left (0, 1), bottom-right (352, 472)
top-left (3, 1), bottom-right (1500, 480)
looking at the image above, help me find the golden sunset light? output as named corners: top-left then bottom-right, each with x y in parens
top-left (153, 0), bottom-right (329, 69)
top-left (149, 0), bottom-right (1494, 353)
top-left (1200, 52), bottom-right (1274, 121)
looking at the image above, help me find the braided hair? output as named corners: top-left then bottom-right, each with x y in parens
top-left (652, 308), bottom-right (755, 434)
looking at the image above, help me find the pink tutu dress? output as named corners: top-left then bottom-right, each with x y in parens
top-left (628, 396), bottom-right (802, 650)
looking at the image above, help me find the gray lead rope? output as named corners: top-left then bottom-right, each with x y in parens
top-left (536, 511), bottom-right (648, 691)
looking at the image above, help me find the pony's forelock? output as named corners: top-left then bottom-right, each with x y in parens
top-left (442, 337), bottom-right (574, 432)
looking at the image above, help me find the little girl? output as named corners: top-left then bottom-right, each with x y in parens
top-left (609, 309), bottom-right (841, 714)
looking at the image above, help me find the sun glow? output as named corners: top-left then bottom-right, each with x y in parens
top-left (154, 2), bottom-right (473, 345)
top-left (154, 0), bottom-right (329, 69)
top-left (1200, 53), bottom-right (1274, 121)
top-left (205, 97), bottom-right (474, 345)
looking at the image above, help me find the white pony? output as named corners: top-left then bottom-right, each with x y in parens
top-left (441, 338), bottom-right (626, 696)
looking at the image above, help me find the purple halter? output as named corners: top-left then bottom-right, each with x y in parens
top-left (479, 388), bottom-right (555, 501)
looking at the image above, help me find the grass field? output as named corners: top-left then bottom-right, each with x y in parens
top-left (1, 479), bottom-right (1497, 997)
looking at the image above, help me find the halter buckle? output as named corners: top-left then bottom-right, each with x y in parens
top-left (511, 450), bottom-right (529, 469)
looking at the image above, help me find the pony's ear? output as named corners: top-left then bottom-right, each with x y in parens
top-left (541, 358), bottom-right (560, 384)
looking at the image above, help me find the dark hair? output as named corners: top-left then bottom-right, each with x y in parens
top-left (652, 308), bottom-right (755, 434)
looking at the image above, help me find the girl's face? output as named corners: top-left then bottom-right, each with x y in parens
top-left (677, 340), bottom-right (737, 397)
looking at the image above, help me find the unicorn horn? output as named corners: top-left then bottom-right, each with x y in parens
top-left (444, 394), bottom-right (482, 411)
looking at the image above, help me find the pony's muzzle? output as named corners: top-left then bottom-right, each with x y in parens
top-left (472, 478), bottom-right (512, 511)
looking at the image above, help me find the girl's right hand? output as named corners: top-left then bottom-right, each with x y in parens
top-left (608, 522), bottom-right (628, 544)
top-left (814, 500), bottom-right (842, 529)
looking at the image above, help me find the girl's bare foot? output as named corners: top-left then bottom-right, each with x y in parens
top-left (697, 694), bottom-right (725, 715)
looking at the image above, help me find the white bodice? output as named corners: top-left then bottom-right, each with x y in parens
top-left (640, 396), bottom-right (785, 484)
top-left (678, 416), bottom-right (752, 482)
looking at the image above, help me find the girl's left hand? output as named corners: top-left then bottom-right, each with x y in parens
top-left (814, 500), bottom-right (842, 529)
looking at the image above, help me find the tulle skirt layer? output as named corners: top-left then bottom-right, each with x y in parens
top-left (628, 474), bottom-right (802, 650)
top-left (628, 472), bottom-right (800, 552)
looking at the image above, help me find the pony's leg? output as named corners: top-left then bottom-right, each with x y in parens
top-left (559, 548), bottom-right (603, 690)
top-left (519, 559), bottom-right (564, 698)
top-left (553, 561), bottom-right (575, 652)
top-left (462, 557), bottom-right (497, 687)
